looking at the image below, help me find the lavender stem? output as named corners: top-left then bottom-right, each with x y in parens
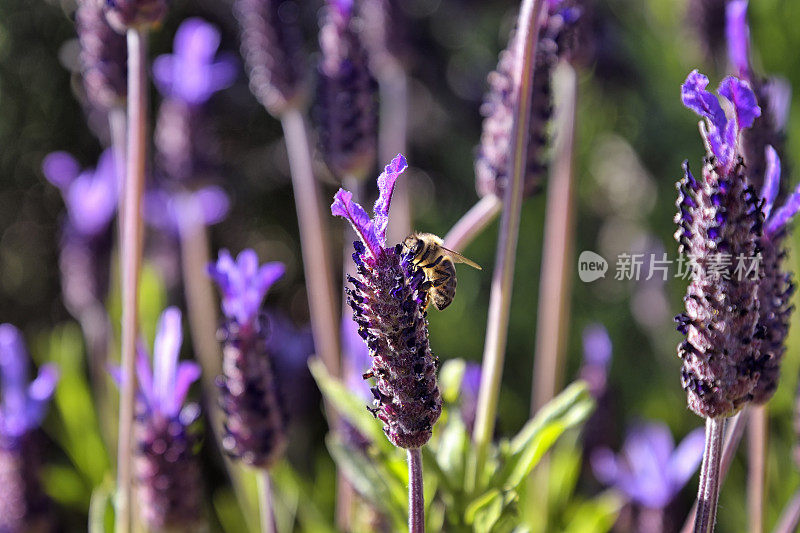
top-left (682, 409), bottom-right (748, 533)
top-left (408, 448), bottom-right (424, 533)
top-left (470, 0), bottom-right (547, 487)
top-left (116, 28), bottom-right (148, 533)
top-left (380, 68), bottom-right (411, 244)
top-left (694, 418), bottom-right (725, 533)
top-left (280, 108), bottom-right (341, 381)
top-left (748, 405), bottom-right (767, 533)
top-left (258, 470), bottom-right (277, 533)
top-left (442, 195), bottom-right (502, 253)
top-left (773, 490), bottom-right (800, 533)
top-left (530, 61), bottom-right (577, 413)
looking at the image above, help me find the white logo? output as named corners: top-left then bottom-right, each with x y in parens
top-left (578, 251), bottom-right (608, 282)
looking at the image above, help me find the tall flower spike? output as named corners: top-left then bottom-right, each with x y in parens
top-left (208, 249), bottom-right (288, 467)
top-left (0, 325), bottom-right (59, 533)
top-left (103, 0), bottom-right (168, 33)
top-left (675, 70), bottom-right (764, 419)
top-left (76, 0), bottom-right (127, 110)
top-left (749, 148), bottom-right (799, 404)
top-left (315, 0), bottom-right (379, 180)
top-left (332, 154), bottom-right (442, 448)
top-left (475, 0), bottom-right (581, 198)
top-left (235, 0), bottom-right (308, 117)
top-left (115, 308), bottom-right (205, 530)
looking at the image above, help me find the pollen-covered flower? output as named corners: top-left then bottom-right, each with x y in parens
top-left (315, 0), bottom-right (378, 181)
top-left (121, 308), bottom-right (205, 531)
top-left (208, 249), bottom-right (288, 467)
top-left (103, 0), bottom-right (169, 33)
top-left (674, 70), bottom-right (764, 419)
top-left (475, 0), bottom-right (581, 198)
top-left (331, 154), bottom-right (442, 449)
top-left (0, 324), bottom-right (59, 533)
top-left (76, 0), bottom-right (127, 110)
top-left (750, 148), bottom-right (799, 404)
top-left (235, 0), bottom-right (309, 116)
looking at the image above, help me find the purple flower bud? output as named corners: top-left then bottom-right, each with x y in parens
top-left (113, 308), bottom-right (205, 530)
top-left (459, 363), bottom-right (481, 434)
top-left (76, 0), bottom-right (127, 109)
top-left (332, 155), bottom-right (442, 449)
top-left (592, 422), bottom-right (704, 509)
top-left (315, 0), bottom-right (378, 180)
top-left (0, 325), bottom-right (59, 532)
top-left (209, 250), bottom-right (288, 467)
top-left (153, 18), bottom-right (237, 106)
top-left (475, 2), bottom-right (580, 198)
top-left (676, 71), bottom-right (764, 418)
top-left (235, 0), bottom-right (309, 116)
top-left (103, 0), bottom-right (169, 33)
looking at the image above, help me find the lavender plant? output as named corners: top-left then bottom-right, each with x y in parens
top-left (0, 324), bottom-right (59, 533)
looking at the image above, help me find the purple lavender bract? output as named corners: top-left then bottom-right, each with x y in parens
top-left (332, 154), bottom-right (442, 449)
top-left (674, 70), bottom-right (764, 419)
top-left (208, 249), bottom-right (288, 467)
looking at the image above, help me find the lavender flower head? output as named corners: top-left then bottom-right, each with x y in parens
top-left (315, 0), bottom-right (379, 181)
top-left (0, 325), bottom-right (59, 532)
top-left (332, 154), bottom-right (442, 449)
top-left (675, 70), bottom-right (764, 418)
top-left (208, 249), bottom-right (288, 467)
top-left (750, 148), bottom-right (800, 403)
top-left (103, 0), bottom-right (169, 33)
top-left (475, 0), bottom-right (581, 198)
top-left (235, 0), bottom-right (308, 116)
top-left (592, 422), bottom-right (704, 509)
top-left (122, 308), bottom-right (204, 530)
top-left (580, 323), bottom-right (612, 399)
top-left (76, 0), bottom-right (127, 110)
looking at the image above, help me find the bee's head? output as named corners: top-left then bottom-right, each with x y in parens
top-left (402, 234), bottom-right (424, 257)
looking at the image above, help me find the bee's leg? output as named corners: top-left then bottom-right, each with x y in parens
top-left (421, 255), bottom-right (443, 269)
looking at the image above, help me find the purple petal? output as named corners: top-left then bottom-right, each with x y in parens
top-left (761, 146), bottom-right (781, 218)
top-left (196, 187), bottom-right (230, 226)
top-left (667, 427), bottom-right (705, 491)
top-left (174, 18), bottom-right (220, 64)
top-left (257, 263), bottom-right (285, 296)
top-left (152, 55), bottom-right (176, 96)
top-left (681, 70), bottom-right (727, 133)
top-left (332, 188), bottom-right (381, 259)
top-left (766, 182), bottom-right (800, 237)
top-left (591, 448), bottom-right (619, 485)
top-left (28, 364), bottom-right (59, 403)
top-left (372, 154), bottom-right (408, 247)
top-left (328, 0), bottom-right (354, 18)
top-left (135, 341), bottom-right (155, 408)
top-left (153, 307), bottom-right (183, 411)
top-left (42, 152), bottom-right (80, 190)
top-left (0, 324), bottom-right (29, 431)
top-left (208, 249), bottom-right (283, 325)
top-left (719, 76), bottom-right (761, 131)
top-left (144, 189), bottom-right (176, 232)
top-left (726, 0), bottom-right (751, 77)
top-left (169, 361), bottom-right (201, 415)
top-left (582, 324), bottom-right (612, 369)
top-left (763, 77), bottom-right (792, 131)
top-left (108, 365), bottom-right (123, 386)
top-left (65, 149), bottom-right (119, 236)
top-left (342, 318), bottom-right (372, 399)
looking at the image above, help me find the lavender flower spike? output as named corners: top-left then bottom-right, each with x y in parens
top-left (675, 71), bottom-right (764, 419)
top-left (592, 422), bottom-right (705, 509)
top-left (208, 249), bottom-right (288, 467)
top-left (153, 18), bottom-right (237, 107)
top-left (0, 324), bottom-right (59, 532)
top-left (749, 148), bottom-right (799, 404)
top-left (76, 0), bottom-right (127, 110)
top-left (332, 154), bottom-right (442, 449)
top-left (122, 308), bottom-right (205, 530)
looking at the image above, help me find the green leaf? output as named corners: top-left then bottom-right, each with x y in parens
top-left (562, 491), bottom-right (624, 533)
top-left (270, 462), bottom-right (337, 533)
top-left (491, 382), bottom-right (593, 491)
top-left (439, 358), bottom-right (466, 405)
top-left (466, 489), bottom-right (518, 533)
top-left (88, 477), bottom-right (115, 533)
top-left (432, 415), bottom-right (469, 493)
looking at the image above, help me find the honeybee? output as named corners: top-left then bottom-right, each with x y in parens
top-left (402, 232), bottom-right (482, 311)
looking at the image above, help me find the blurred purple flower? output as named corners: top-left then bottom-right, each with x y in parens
top-left (207, 249), bottom-right (285, 328)
top-left (460, 362), bottom-right (481, 432)
top-left (726, 0), bottom-right (751, 77)
top-left (42, 149), bottom-right (119, 238)
top-left (153, 18), bottom-right (237, 106)
top-left (580, 324), bottom-right (612, 399)
top-left (681, 69), bottom-right (761, 171)
top-left (592, 422), bottom-right (704, 509)
top-left (145, 186), bottom-right (229, 235)
top-left (0, 325), bottom-right (58, 441)
top-left (342, 317), bottom-right (372, 401)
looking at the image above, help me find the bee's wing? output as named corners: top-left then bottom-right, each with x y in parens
top-left (441, 246), bottom-right (482, 270)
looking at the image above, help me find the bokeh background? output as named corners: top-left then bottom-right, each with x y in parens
top-left (2, 0), bottom-right (800, 530)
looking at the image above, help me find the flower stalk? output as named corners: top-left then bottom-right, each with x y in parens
top-left (407, 448), bottom-right (424, 533)
top-left (116, 27), bottom-right (148, 533)
top-left (748, 406), bottom-right (766, 533)
top-left (470, 0), bottom-right (547, 486)
top-left (442, 195), bottom-right (502, 253)
top-left (258, 471), bottom-right (277, 533)
top-left (694, 418), bottom-right (725, 533)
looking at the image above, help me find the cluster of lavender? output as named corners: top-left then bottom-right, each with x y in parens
top-left (332, 155), bottom-right (442, 449)
top-left (475, 0), bottom-right (582, 198)
top-left (0, 325), bottom-right (59, 532)
top-left (208, 250), bottom-right (289, 467)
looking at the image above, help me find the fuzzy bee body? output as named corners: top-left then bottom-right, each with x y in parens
top-left (402, 232), bottom-right (482, 311)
